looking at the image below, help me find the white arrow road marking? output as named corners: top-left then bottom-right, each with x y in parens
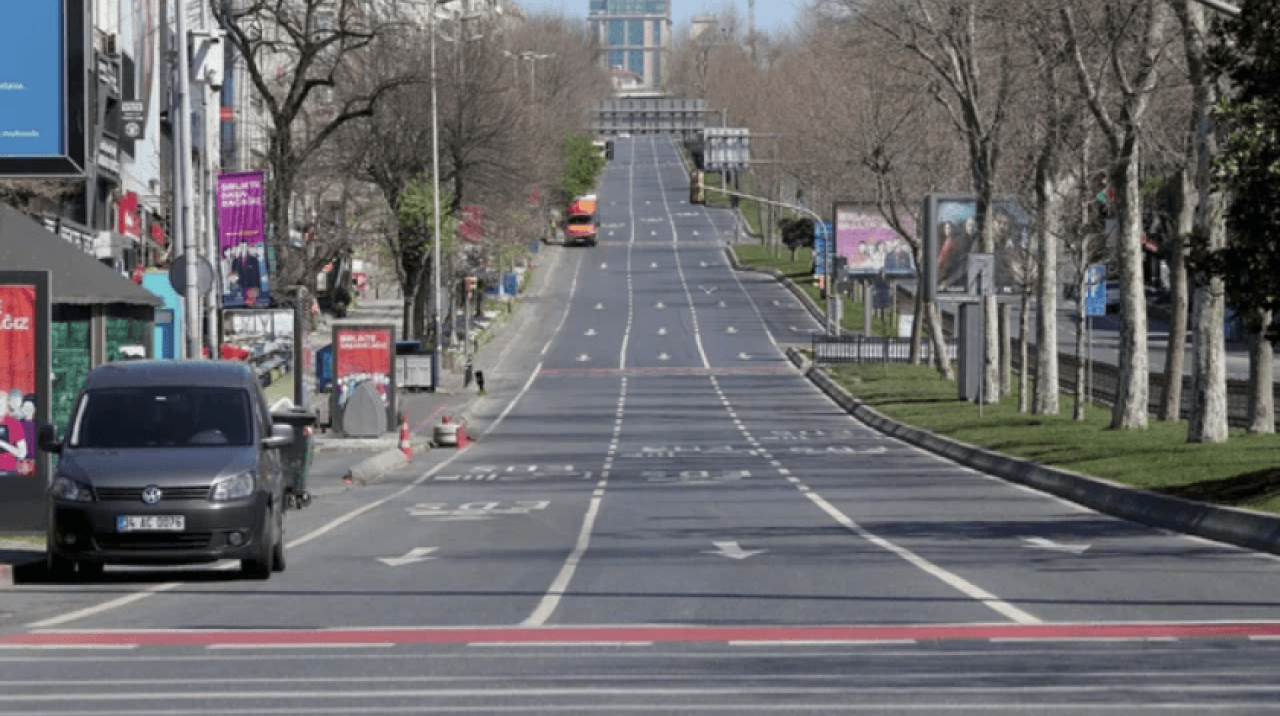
top-left (658, 353), bottom-right (671, 361)
top-left (601, 263), bottom-right (608, 269)
top-left (693, 231), bottom-right (700, 236)
top-left (577, 354), bottom-right (591, 362)
top-left (704, 541), bottom-right (765, 560)
top-left (698, 286), bottom-right (716, 295)
top-left (718, 301), bottom-right (727, 308)
top-left (772, 300), bottom-right (782, 306)
top-left (585, 329), bottom-right (597, 336)
top-left (595, 303), bottom-right (605, 310)
top-left (652, 230), bottom-right (658, 236)
top-left (378, 547), bottom-right (439, 567)
top-left (608, 231), bottom-right (614, 236)
top-left (739, 353), bottom-right (751, 360)
top-left (658, 327), bottom-right (668, 336)
top-left (727, 326), bottom-right (738, 334)
top-left (700, 261), bottom-right (708, 268)
top-left (651, 262), bottom-right (658, 268)
top-left (656, 302), bottom-right (666, 309)
top-left (1021, 537), bottom-right (1091, 554)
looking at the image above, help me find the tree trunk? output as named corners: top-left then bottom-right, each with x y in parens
top-left (999, 302), bottom-right (1012, 397)
top-left (1018, 292), bottom-right (1030, 413)
top-left (909, 279), bottom-right (924, 365)
top-left (1110, 156), bottom-right (1150, 429)
top-left (1074, 293), bottom-right (1087, 421)
top-left (1184, 0), bottom-right (1228, 444)
top-left (1247, 309), bottom-right (1274, 434)
top-left (927, 300), bottom-right (953, 381)
top-left (1034, 170), bottom-right (1066, 415)
top-left (1160, 166), bottom-right (1192, 421)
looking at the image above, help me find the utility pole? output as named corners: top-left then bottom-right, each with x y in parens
top-left (175, 0), bottom-right (200, 360)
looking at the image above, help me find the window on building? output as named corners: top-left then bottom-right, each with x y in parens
top-left (589, 0), bottom-right (607, 13)
top-left (629, 50), bottom-right (644, 77)
top-left (608, 20), bottom-right (625, 46)
top-left (628, 20), bottom-right (644, 46)
top-left (610, 50), bottom-right (625, 69)
top-left (652, 20), bottom-right (661, 45)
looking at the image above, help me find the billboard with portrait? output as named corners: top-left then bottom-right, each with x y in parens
top-left (834, 203), bottom-right (917, 278)
top-left (0, 272), bottom-right (50, 532)
top-left (0, 0), bottom-right (87, 176)
top-left (217, 171), bottom-right (270, 308)
top-left (922, 194), bottom-right (1031, 300)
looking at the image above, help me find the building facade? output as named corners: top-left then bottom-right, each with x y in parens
top-left (588, 0), bottom-right (670, 93)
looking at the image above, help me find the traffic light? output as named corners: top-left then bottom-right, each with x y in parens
top-left (465, 276), bottom-right (478, 293)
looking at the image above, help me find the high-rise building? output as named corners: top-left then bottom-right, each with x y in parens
top-left (588, 1), bottom-right (671, 92)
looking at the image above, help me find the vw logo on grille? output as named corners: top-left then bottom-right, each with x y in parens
top-left (141, 486), bottom-right (163, 505)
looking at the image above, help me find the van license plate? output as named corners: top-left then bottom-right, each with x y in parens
top-left (117, 516), bottom-right (185, 532)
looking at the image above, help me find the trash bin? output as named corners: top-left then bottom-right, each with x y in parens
top-left (315, 344), bottom-right (333, 392)
top-left (270, 408), bottom-right (318, 509)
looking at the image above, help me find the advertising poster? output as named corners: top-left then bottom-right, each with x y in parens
top-left (217, 171), bottom-right (269, 308)
top-left (0, 272), bottom-right (50, 532)
top-left (932, 198), bottom-right (1031, 294)
top-left (835, 204), bottom-right (916, 278)
top-left (0, 2), bottom-right (64, 159)
top-left (0, 286), bottom-right (38, 478)
top-left (333, 327), bottom-right (393, 409)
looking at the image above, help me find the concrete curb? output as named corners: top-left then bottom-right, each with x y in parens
top-left (344, 448), bottom-right (411, 486)
top-left (725, 245), bottom-right (849, 337)
top-left (785, 347), bottom-right (1280, 556)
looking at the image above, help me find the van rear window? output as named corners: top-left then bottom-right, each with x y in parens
top-left (73, 388), bottom-right (253, 448)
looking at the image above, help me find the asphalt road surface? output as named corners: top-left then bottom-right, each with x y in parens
top-left (3, 136), bottom-right (1280, 715)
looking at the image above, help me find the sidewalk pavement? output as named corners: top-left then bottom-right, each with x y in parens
top-left (309, 242), bottom-right (565, 479)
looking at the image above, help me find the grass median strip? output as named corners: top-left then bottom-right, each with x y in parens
top-left (827, 363), bottom-right (1280, 515)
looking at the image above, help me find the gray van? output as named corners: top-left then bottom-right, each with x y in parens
top-left (39, 360), bottom-right (294, 580)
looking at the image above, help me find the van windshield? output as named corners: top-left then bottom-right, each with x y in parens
top-left (567, 216), bottom-right (593, 226)
top-left (73, 387), bottom-right (254, 448)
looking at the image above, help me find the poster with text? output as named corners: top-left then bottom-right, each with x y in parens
top-left (217, 171), bottom-right (270, 308)
top-left (333, 327), bottom-right (393, 409)
top-left (835, 204), bottom-right (917, 278)
top-left (0, 285), bottom-right (37, 477)
top-left (0, 272), bottom-right (49, 532)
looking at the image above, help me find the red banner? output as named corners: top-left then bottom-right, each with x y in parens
top-left (117, 191), bottom-right (141, 238)
top-left (334, 328), bottom-right (392, 408)
top-left (0, 286), bottom-right (37, 476)
top-left (460, 205), bottom-right (483, 242)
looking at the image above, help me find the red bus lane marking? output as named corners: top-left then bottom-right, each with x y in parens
top-left (6, 622), bottom-right (1280, 648)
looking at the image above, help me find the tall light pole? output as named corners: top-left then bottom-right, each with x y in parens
top-left (429, 0), bottom-right (447, 391)
top-left (523, 52), bottom-right (554, 101)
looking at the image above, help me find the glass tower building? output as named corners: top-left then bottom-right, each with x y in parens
top-left (588, 0), bottom-right (671, 91)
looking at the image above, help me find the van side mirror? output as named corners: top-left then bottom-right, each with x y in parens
top-left (263, 423), bottom-right (293, 449)
top-left (38, 424), bottom-right (62, 454)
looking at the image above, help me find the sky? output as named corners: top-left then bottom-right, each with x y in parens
top-left (515, 1), bottom-right (805, 35)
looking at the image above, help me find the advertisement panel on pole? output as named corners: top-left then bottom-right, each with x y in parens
top-left (921, 194), bottom-right (1032, 300)
top-left (332, 325), bottom-right (394, 409)
top-left (834, 203), bottom-right (916, 278)
top-left (0, 272), bottom-right (51, 532)
top-left (0, 0), bottom-right (87, 176)
top-left (217, 170), bottom-right (270, 308)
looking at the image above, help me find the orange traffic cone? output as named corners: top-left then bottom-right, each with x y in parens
top-left (399, 415), bottom-right (413, 461)
top-left (457, 423), bottom-right (469, 448)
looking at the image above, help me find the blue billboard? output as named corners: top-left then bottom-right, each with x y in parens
top-left (0, 0), bottom-right (87, 175)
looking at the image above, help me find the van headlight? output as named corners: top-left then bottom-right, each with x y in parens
top-left (210, 471), bottom-right (256, 501)
top-left (51, 475), bottom-right (94, 502)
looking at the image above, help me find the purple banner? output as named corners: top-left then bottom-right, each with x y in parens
top-left (835, 204), bottom-right (917, 278)
top-left (217, 171), bottom-right (269, 308)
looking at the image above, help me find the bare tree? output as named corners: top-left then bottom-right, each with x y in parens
top-left (851, 0), bottom-right (1027, 404)
top-left (1175, 0), bottom-right (1228, 442)
top-left (1062, 0), bottom-right (1172, 430)
top-left (212, 0), bottom-right (418, 290)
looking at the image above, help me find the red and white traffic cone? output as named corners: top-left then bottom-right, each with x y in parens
top-left (456, 423), bottom-right (469, 449)
top-left (399, 415), bottom-right (413, 462)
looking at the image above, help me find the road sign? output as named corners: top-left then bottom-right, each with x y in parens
top-left (1085, 264), bottom-right (1106, 317)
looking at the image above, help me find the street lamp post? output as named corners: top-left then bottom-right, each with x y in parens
top-left (524, 52), bottom-right (554, 101)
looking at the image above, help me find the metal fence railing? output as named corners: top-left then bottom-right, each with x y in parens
top-left (812, 333), bottom-right (1277, 429)
top-left (812, 335), bottom-right (958, 366)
